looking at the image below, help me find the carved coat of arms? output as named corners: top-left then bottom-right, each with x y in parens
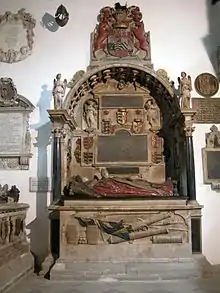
top-left (116, 109), bottom-right (127, 125)
top-left (93, 3), bottom-right (150, 60)
top-left (132, 119), bottom-right (143, 134)
top-left (83, 137), bottom-right (94, 150)
top-left (0, 77), bottom-right (18, 106)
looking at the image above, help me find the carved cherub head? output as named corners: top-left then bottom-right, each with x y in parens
top-left (181, 72), bottom-right (187, 78)
top-left (210, 125), bottom-right (218, 133)
top-left (56, 73), bottom-right (61, 80)
top-left (144, 99), bottom-right (154, 110)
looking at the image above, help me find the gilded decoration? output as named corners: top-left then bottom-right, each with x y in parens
top-left (0, 9), bottom-right (36, 63)
top-left (202, 125), bottom-right (220, 190)
top-left (194, 73), bottom-right (219, 98)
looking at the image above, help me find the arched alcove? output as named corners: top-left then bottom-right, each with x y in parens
top-left (63, 64), bottom-right (186, 196)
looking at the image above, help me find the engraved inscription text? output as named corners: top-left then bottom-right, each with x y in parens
top-left (0, 112), bottom-right (23, 153)
top-left (192, 98), bottom-right (220, 123)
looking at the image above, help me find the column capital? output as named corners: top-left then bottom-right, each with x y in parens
top-left (48, 109), bottom-right (76, 130)
top-left (181, 109), bottom-right (197, 137)
top-left (51, 127), bottom-right (66, 139)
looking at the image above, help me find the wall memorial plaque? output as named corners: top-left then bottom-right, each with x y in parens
top-left (0, 77), bottom-right (34, 169)
top-left (192, 98), bottom-right (220, 123)
top-left (29, 177), bottom-right (51, 192)
top-left (194, 73), bottom-right (219, 97)
top-left (0, 9), bottom-right (36, 63)
top-left (202, 125), bottom-right (220, 191)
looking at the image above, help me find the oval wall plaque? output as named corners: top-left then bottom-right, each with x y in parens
top-left (0, 9), bottom-right (36, 64)
top-left (194, 73), bottom-right (219, 97)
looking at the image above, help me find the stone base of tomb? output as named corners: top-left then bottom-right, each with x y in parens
top-left (0, 203), bottom-right (34, 292)
top-left (0, 250), bottom-right (33, 292)
top-left (48, 198), bottom-right (207, 280)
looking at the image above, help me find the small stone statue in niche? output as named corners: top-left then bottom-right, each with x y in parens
top-left (52, 73), bottom-right (67, 109)
top-left (144, 99), bottom-right (160, 130)
top-left (83, 99), bottom-right (98, 130)
top-left (178, 72), bottom-right (192, 110)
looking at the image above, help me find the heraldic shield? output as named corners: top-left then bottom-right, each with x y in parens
top-left (116, 109), bottom-right (128, 125)
top-left (107, 29), bottom-right (134, 58)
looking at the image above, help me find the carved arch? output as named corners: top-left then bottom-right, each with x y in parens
top-left (64, 63), bottom-right (186, 195)
top-left (64, 63), bottom-right (174, 111)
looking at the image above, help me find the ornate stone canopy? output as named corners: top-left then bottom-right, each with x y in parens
top-left (64, 64), bottom-right (183, 136)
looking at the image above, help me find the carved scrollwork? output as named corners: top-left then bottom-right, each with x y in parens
top-left (0, 77), bottom-right (34, 109)
top-left (0, 9), bottom-right (36, 63)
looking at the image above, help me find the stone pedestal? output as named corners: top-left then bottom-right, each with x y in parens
top-left (48, 199), bottom-right (203, 280)
top-left (0, 203), bottom-right (33, 292)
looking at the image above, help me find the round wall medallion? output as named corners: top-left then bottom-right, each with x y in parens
top-left (194, 73), bottom-right (219, 97)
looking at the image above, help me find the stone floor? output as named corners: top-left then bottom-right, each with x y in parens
top-left (6, 273), bottom-right (220, 293)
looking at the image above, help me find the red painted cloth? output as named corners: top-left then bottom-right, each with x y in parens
top-left (93, 178), bottom-right (173, 197)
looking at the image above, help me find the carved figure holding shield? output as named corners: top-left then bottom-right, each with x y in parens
top-left (52, 73), bottom-right (67, 109)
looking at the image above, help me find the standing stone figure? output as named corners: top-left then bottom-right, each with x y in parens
top-left (52, 73), bottom-right (67, 109)
top-left (144, 99), bottom-right (160, 130)
top-left (84, 100), bottom-right (97, 129)
top-left (178, 72), bottom-right (192, 110)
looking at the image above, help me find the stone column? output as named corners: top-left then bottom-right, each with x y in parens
top-left (48, 110), bottom-right (75, 203)
top-left (52, 129), bottom-right (62, 202)
top-left (182, 110), bottom-right (197, 201)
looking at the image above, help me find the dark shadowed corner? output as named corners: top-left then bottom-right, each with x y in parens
top-left (202, 0), bottom-right (220, 79)
top-left (27, 84), bottom-right (52, 274)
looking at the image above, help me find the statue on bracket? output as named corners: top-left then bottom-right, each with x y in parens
top-left (92, 3), bottom-right (150, 61)
top-left (52, 73), bottom-right (67, 109)
top-left (0, 9), bottom-right (36, 63)
top-left (178, 72), bottom-right (192, 109)
top-left (144, 98), bottom-right (160, 131)
top-left (83, 99), bottom-right (98, 130)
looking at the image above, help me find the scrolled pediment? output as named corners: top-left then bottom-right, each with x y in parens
top-left (0, 77), bottom-right (34, 110)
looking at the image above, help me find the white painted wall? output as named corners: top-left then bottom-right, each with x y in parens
top-left (0, 0), bottom-right (220, 264)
